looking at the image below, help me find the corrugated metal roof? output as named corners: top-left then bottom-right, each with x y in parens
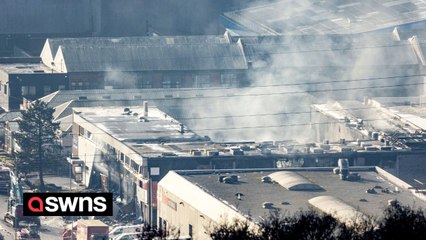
top-left (57, 43), bottom-right (247, 72)
top-left (241, 35), bottom-right (419, 67)
top-left (224, 0), bottom-right (426, 35)
top-left (269, 171), bottom-right (323, 191)
top-left (41, 36), bottom-right (231, 66)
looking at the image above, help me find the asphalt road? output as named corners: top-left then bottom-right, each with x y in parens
top-left (0, 194), bottom-right (65, 240)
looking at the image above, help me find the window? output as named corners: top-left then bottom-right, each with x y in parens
top-left (131, 159), bottom-right (139, 172)
top-left (79, 126), bottom-right (85, 136)
top-left (194, 75), bottom-right (210, 88)
top-left (22, 86), bottom-right (36, 96)
top-left (189, 224), bottom-right (193, 237)
top-left (28, 86), bottom-right (36, 95)
top-left (164, 74), bottom-right (182, 88)
top-left (21, 86), bottom-right (28, 95)
top-left (58, 85), bottom-right (66, 90)
top-left (4, 84), bottom-right (7, 95)
top-left (221, 73), bottom-right (237, 87)
top-left (43, 85), bottom-right (51, 95)
top-left (138, 79), bottom-right (152, 89)
top-left (162, 79), bottom-right (172, 88)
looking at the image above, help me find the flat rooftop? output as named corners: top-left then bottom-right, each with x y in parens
top-left (179, 167), bottom-right (426, 223)
top-left (74, 105), bottom-right (202, 144)
top-left (313, 99), bottom-right (426, 149)
top-left (224, 0), bottom-right (426, 35)
top-left (0, 63), bottom-right (58, 74)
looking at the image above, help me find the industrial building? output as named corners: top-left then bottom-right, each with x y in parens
top-left (0, 63), bottom-right (69, 111)
top-left (222, 0), bottom-right (426, 36)
top-left (70, 104), bottom-right (295, 226)
top-left (0, 30), bottom-right (424, 111)
top-left (40, 35), bottom-right (247, 90)
top-left (158, 167), bottom-right (426, 239)
top-left (311, 95), bottom-right (426, 187)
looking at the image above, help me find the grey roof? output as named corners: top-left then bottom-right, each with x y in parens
top-left (240, 35), bottom-right (419, 67)
top-left (45, 36), bottom-right (230, 58)
top-left (0, 63), bottom-right (55, 74)
top-left (0, 111), bottom-right (21, 123)
top-left (224, 0), bottom-right (426, 35)
top-left (58, 43), bottom-right (247, 72)
top-left (175, 167), bottom-right (426, 223)
top-left (37, 87), bottom-right (315, 142)
top-left (75, 106), bottom-right (203, 144)
top-left (0, 0), bottom-right (92, 34)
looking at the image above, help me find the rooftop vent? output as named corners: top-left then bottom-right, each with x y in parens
top-left (372, 132), bottom-right (379, 140)
top-left (366, 188), bottom-right (377, 194)
top-left (161, 152), bottom-right (177, 157)
top-left (223, 175), bottom-right (238, 184)
top-left (143, 101), bottom-right (148, 117)
top-left (261, 176), bottom-right (272, 183)
top-left (218, 176), bottom-right (225, 183)
top-left (346, 173), bottom-right (361, 181)
top-left (262, 202), bottom-right (273, 209)
top-left (335, 158), bottom-right (350, 180)
top-left (235, 193), bottom-right (244, 200)
top-left (388, 199), bottom-right (398, 207)
top-left (191, 150), bottom-right (202, 156)
top-left (206, 150), bottom-right (219, 156)
top-left (138, 116), bottom-right (149, 122)
top-left (230, 147), bottom-right (244, 156)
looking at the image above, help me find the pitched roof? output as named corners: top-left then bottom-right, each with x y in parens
top-left (57, 43), bottom-right (247, 72)
top-left (41, 36), bottom-right (231, 68)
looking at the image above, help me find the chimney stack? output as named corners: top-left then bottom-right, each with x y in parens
top-left (179, 123), bottom-right (184, 134)
top-left (143, 101), bottom-right (148, 117)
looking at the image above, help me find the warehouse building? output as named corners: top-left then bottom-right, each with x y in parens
top-left (158, 167), bottom-right (426, 239)
top-left (0, 63), bottom-right (69, 111)
top-left (222, 0), bottom-right (426, 36)
top-left (311, 96), bottom-right (426, 187)
top-left (71, 104), bottom-right (292, 226)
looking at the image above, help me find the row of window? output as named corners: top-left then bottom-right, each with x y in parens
top-left (137, 73), bottom-right (239, 89)
top-left (78, 125), bottom-right (142, 175)
top-left (21, 85), bottom-right (65, 96)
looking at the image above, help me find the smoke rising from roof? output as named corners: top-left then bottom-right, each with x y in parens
top-left (172, 1), bottom-right (424, 143)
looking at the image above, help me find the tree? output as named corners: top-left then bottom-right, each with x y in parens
top-left (376, 203), bottom-right (426, 240)
top-left (15, 100), bottom-right (61, 192)
top-left (208, 205), bottom-right (426, 240)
